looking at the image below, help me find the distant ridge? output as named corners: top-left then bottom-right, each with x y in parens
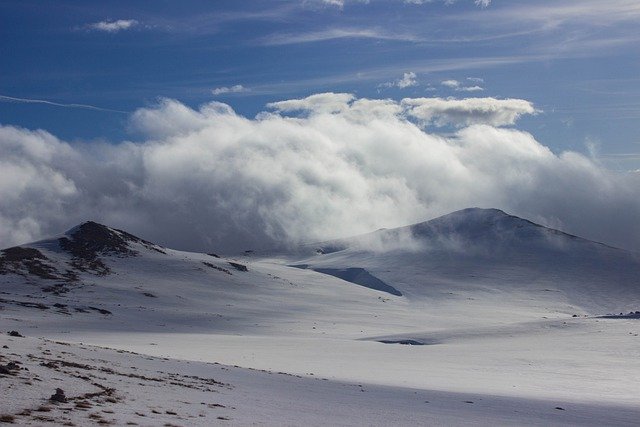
top-left (309, 207), bottom-right (622, 255)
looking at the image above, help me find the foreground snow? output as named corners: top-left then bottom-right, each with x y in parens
top-left (2, 334), bottom-right (639, 426)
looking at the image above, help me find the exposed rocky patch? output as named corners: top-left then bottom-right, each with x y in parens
top-left (55, 221), bottom-right (167, 276)
top-left (0, 298), bottom-right (49, 311)
top-left (61, 221), bottom-right (165, 257)
top-left (58, 222), bottom-right (130, 275)
top-left (600, 311), bottom-right (640, 319)
top-left (0, 247), bottom-right (69, 281)
top-left (0, 297), bottom-right (112, 316)
top-left (227, 262), bottom-right (248, 272)
top-left (202, 262), bottom-right (232, 275)
top-left (378, 339), bottom-right (426, 346)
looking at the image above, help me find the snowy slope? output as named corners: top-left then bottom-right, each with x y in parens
top-left (2, 209), bottom-right (640, 425)
top-left (0, 221), bottom-right (414, 337)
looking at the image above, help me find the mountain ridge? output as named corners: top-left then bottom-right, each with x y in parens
top-left (305, 207), bottom-right (626, 256)
top-left (1, 208), bottom-right (626, 257)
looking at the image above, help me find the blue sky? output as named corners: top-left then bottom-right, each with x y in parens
top-left (1, 0), bottom-right (639, 169)
top-left (2, 1), bottom-right (640, 252)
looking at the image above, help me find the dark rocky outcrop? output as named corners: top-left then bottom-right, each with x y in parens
top-left (56, 221), bottom-right (166, 275)
top-left (0, 247), bottom-right (64, 280)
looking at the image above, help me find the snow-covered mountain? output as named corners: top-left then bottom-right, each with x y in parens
top-left (290, 207), bottom-right (640, 314)
top-left (2, 208), bottom-right (639, 426)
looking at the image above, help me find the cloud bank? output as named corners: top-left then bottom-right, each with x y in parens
top-left (1, 93), bottom-right (639, 253)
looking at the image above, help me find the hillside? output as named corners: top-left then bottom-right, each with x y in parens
top-left (1, 209), bottom-right (639, 425)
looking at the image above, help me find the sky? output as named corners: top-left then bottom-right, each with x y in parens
top-left (1, 0), bottom-right (640, 252)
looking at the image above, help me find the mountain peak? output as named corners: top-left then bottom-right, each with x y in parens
top-left (411, 207), bottom-right (539, 232)
top-left (62, 221), bottom-right (136, 257)
top-left (59, 221), bottom-right (165, 264)
top-left (310, 207), bottom-right (601, 256)
top-left (438, 207), bottom-right (511, 222)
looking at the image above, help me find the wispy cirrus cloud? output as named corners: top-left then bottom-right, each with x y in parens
top-left (478, 1), bottom-right (640, 27)
top-left (86, 19), bottom-right (138, 33)
top-left (242, 54), bottom-right (548, 96)
top-left (450, 0), bottom-right (640, 55)
top-left (260, 27), bottom-right (420, 45)
top-left (0, 94), bottom-right (128, 114)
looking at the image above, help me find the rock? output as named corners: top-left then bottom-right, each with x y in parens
top-left (0, 362), bottom-right (20, 376)
top-left (7, 331), bottom-right (23, 337)
top-left (228, 262), bottom-right (248, 272)
top-left (49, 388), bottom-right (68, 403)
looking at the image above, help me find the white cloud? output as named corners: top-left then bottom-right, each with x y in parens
top-left (311, 0), bottom-right (371, 8)
top-left (381, 72), bottom-right (418, 89)
top-left (1, 93), bottom-right (639, 254)
top-left (402, 97), bottom-right (537, 127)
top-left (405, 0), bottom-right (491, 6)
top-left (267, 92), bottom-right (355, 114)
top-left (441, 79), bottom-right (484, 92)
top-left (458, 85), bottom-right (484, 92)
top-left (211, 85), bottom-right (249, 96)
top-left (87, 19), bottom-right (138, 33)
top-left (397, 72), bottom-right (418, 88)
top-left (441, 79), bottom-right (460, 89)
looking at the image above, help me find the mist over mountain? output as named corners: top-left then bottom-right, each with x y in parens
top-left (2, 95), bottom-right (640, 254)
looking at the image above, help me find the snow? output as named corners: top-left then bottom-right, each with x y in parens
top-left (2, 208), bottom-right (640, 425)
top-left (2, 334), bottom-right (639, 426)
